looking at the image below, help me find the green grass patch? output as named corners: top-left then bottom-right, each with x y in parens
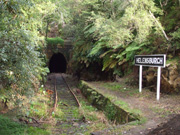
top-left (46, 37), bottom-right (64, 46)
top-left (107, 95), bottom-right (142, 116)
top-left (128, 117), bottom-right (147, 126)
top-left (150, 106), bottom-right (172, 118)
top-left (0, 115), bottom-right (50, 135)
top-left (166, 56), bottom-right (179, 65)
top-left (54, 108), bottom-right (64, 118)
top-left (81, 101), bottom-right (99, 121)
top-left (27, 94), bottom-right (51, 119)
top-left (85, 122), bottom-right (107, 135)
top-left (101, 81), bottom-right (139, 96)
top-left (102, 82), bottom-right (123, 91)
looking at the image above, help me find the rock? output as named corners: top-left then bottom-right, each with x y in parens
top-left (173, 77), bottom-right (180, 92)
top-left (144, 64), bottom-right (180, 93)
top-left (115, 75), bottom-right (121, 82)
top-left (146, 70), bottom-right (156, 85)
top-left (90, 132), bottom-right (102, 135)
top-left (73, 122), bottom-right (79, 127)
top-left (161, 75), bottom-right (174, 93)
top-left (145, 69), bottom-right (156, 90)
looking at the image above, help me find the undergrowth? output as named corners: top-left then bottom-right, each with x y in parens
top-left (0, 115), bottom-right (50, 135)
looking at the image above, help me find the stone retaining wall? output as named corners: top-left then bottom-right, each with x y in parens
top-left (79, 81), bottom-right (140, 124)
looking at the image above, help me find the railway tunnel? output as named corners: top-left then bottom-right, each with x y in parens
top-left (49, 53), bottom-right (67, 73)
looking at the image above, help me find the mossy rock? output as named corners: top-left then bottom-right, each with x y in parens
top-left (79, 81), bottom-right (141, 124)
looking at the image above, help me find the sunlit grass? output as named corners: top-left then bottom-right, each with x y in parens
top-left (99, 81), bottom-right (139, 96)
top-left (46, 37), bottom-right (64, 46)
top-left (102, 82), bottom-right (123, 91)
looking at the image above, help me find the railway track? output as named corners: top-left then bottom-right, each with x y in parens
top-left (45, 73), bottom-right (82, 121)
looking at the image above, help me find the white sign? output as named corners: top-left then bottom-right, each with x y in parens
top-left (134, 54), bottom-right (166, 100)
top-left (135, 54), bottom-right (166, 67)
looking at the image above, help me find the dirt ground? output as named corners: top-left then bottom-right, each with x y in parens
top-left (87, 76), bottom-right (180, 135)
top-left (148, 114), bottom-right (180, 135)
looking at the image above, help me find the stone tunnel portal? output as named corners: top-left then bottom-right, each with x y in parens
top-left (49, 53), bottom-right (67, 73)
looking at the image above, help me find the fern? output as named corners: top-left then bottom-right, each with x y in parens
top-left (84, 25), bottom-right (97, 37)
top-left (102, 55), bottom-right (118, 71)
top-left (99, 50), bottom-right (113, 58)
top-left (171, 28), bottom-right (180, 39)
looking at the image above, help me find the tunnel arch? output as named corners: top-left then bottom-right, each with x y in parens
top-left (49, 53), bottom-right (67, 73)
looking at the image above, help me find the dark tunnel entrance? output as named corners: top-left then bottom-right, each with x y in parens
top-left (49, 53), bottom-right (67, 73)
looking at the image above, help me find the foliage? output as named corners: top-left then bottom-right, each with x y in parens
top-left (104, 102), bottom-right (117, 121)
top-left (0, 0), bottom-right (69, 104)
top-left (0, 0), bottom-right (40, 103)
top-left (46, 37), bottom-right (64, 53)
top-left (171, 28), bottom-right (180, 49)
top-left (1, 0), bottom-right (180, 111)
top-left (46, 37), bottom-right (64, 46)
top-left (64, 0), bottom-right (173, 77)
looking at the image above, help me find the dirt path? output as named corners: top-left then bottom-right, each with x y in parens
top-left (148, 114), bottom-right (180, 135)
top-left (87, 77), bottom-right (180, 135)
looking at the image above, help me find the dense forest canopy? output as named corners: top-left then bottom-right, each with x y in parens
top-left (0, 0), bottom-right (180, 103)
top-left (67, 0), bottom-right (180, 77)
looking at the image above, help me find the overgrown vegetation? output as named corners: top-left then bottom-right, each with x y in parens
top-left (0, 0), bottom-right (68, 111)
top-left (0, 115), bottom-right (50, 135)
top-left (1, 0), bottom-right (180, 133)
top-left (62, 0), bottom-right (180, 79)
top-left (1, 0), bottom-right (179, 106)
top-left (46, 37), bottom-right (64, 46)
top-left (79, 81), bottom-right (141, 124)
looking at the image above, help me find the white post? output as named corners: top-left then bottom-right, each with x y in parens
top-left (157, 67), bottom-right (161, 100)
top-left (139, 65), bottom-right (143, 93)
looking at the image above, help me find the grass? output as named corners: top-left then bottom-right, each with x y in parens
top-left (100, 82), bottom-right (139, 96)
top-left (54, 108), bottom-right (64, 118)
top-left (0, 115), bottom-right (50, 135)
top-left (46, 37), bottom-right (64, 46)
top-left (78, 97), bottom-right (143, 135)
top-left (150, 106), bottom-right (172, 118)
top-left (106, 95), bottom-right (142, 117)
top-left (29, 102), bottom-right (49, 118)
top-left (81, 100), bottom-right (99, 121)
top-left (1, 80), bottom-right (145, 134)
top-left (128, 117), bottom-right (147, 126)
top-left (102, 83), bottom-right (123, 91)
top-left (0, 90), bottom-right (57, 135)
top-left (26, 92), bottom-right (53, 119)
top-left (166, 56), bottom-right (180, 64)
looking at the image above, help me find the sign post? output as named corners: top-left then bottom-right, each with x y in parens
top-left (139, 65), bottom-right (142, 93)
top-left (135, 54), bottom-right (166, 100)
top-left (157, 67), bottom-right (161, 100)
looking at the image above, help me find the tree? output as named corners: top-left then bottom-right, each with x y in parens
top-left (0, 0), bottom-right (58, 104)
top-left (65, 0), bottom-right (165, 76)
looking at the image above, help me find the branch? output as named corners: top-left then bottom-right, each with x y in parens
top-left (149, 10), bottom-right (169, 41)
top-left (111, 0), bottom-right (115, 19)
top-left (25, 116), bottom-right (39, 124)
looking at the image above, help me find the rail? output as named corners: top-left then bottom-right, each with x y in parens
top-left (61, 74), bottom-right (81, 107)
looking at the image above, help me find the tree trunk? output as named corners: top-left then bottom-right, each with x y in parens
top-left (45, 21), bottom-right (49, 39)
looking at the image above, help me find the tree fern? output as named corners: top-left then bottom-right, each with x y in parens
top-left (102, 55), bottom-right (118, 71)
